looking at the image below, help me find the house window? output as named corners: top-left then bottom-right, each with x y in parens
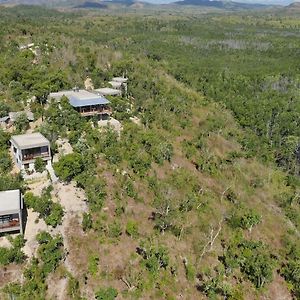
top-left (24, 164), bottom-right (29, 169)
top-left (41, 146), bottom-right (48, 154)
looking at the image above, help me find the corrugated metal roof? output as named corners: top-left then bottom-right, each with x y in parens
top-left (69, 95), bottom-right (110, 107)
top-left (49, 89), bottom-right (110, 108)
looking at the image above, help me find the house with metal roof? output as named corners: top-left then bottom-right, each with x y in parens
top-left (0, 190), bottom-right (23, 234)
top-left (49, 89), bottom-right (112, 118)
top-left (10, 133), bottom-right (51, 171)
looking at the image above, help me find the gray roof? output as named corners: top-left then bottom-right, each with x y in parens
top-left (112, 77), bottom-right (128, 83)
top-left (94, 88), bottom-right (122, 96)
top-left (0, 190), bottom-right (22, 213)
top-left (108, 81), bottom-right (122, 88)
top-left (9, 111), bottom-right (34, 122)
top-left (10, 132), bottom-right (50, 150)
top-left (49, 89), bottom-right (110, 108)
top-left (0, 116), bottom-right (9, 123)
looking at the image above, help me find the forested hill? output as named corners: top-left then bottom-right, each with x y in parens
top-left (173, 0), bottom-right (267, 9)
top-left (0, 5), bottom-right (300, 299)
top-left (0, 0), bottom-right (274, 9)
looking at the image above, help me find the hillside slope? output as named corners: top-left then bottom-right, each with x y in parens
top-left (0, 5), bottom-right (299, 300)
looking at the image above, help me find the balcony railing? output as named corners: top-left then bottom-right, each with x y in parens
top-left (0, 219), bottom-right (20, 229)
top-left (22, 152), bottom-right (50, 161)
top-left (80, 108), bottom-right (112, 117)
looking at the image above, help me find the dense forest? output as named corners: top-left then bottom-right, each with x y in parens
top-left (0, 4), bottom-right (300, 299)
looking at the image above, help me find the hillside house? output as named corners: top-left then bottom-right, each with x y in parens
top-left (9, 111), bottom-right (34, 123)
top-left (49, 89), bottom-right (111, 118)
top-left (112, 77), bottom-right (128, 84)
top-left (10, 133), bottom-right (51, 171)
top-left (108, 80), bottom-right (123, 89)
top-left (0, 111), bottom-right (34, 129)
top-left (0, 190), bottom-right (23, 234)
top-left (94, 88), bottom-right (122, 97)
top-left (109, 77), bottom-right (128, 95)
top-left (0, 116), bottom-right (10, 129)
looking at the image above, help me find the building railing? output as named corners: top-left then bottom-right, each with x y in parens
top-left (0, 219), bottom-right (20, 229)
top-left (80, 108), bottom-right (112, 116)
top-left (22, 152), bottom-right (50, 161)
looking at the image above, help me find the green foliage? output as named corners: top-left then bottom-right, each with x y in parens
top-left (282, 243), bottom-right (300, 298)
top-left (200, 273), bottom-right (234, 299)
top-left (229, 207), bottom-right (262, 232)
top-left (88, 255), bottom-right (99, 276)
top-left (0, 235), bottom-right (26, 265)
top-left (0, 150), bottom-right (12, 173)
top-left (1, 7), bottom-right (300, 299)
top-left (0, 174), bottom-right (23, 192)
top-left (108, 221), bottom-right (122, 238)
top-left (0, 102), bottom-right (9, 117)
top-left (45, 202), bottom-right (64, 227)
top-left (34, 157), bottom-right (46, 173)
top-left (82, 212), bottom-right (93, 232)
top-left (36, 231), bottom-right (64, 276)
top-left (240, 210), bottom-right (261, 232)
top-left (95, 287), bottom-right (118, 300)
top-left (85, 178), bottom-right (107, 211)
top-left (4, 232), bottom-right (64, 299)
top-left (4, 260), bottom-right (48, 300)
top-left (14, 112), bottom-right (29, 133)
top-left (184, 262), bottom-right (196, 281)
top-left (24, 187), bottom-right (64, 227)
top-left (0, 128), bottom-right (10, 149)
top-left (67, 274), bottom-right (83, 300)
top-left (138, 240), bottom-right (170, 276)
top-left (53, 153), bottom-right (85, 182)
top-left (126, 220), bottom-right (139, 238)
top-left (221, 237), bottom-right (275, 288)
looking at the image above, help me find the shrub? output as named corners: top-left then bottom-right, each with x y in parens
top-left (0, 235), bottom-right (26, 265)
top-left (126, 220), bottom-right (139, 238)
top-left (282, 244), bottom-right (300, 298)
top-left (44, 202), bottom-right (64, 227)
top-left (34, 157), bottom-right (46, 173)
top-left (222, 237), bottom-right (275, 288)
top-left (88, 255), bottom-right (99, 276)
top-left (240, 210), bottom-right (261, 232)
top-left (67, 274), bottom-right (82, 299)
top-left (36, 232), bottom-right (64, 276)
top-left (85, 178), bottom-right (107, 211)
top-left (82, 212), bottom-right (93, 232)
top-left (95, 287), bottom-right (118, 300)
top-left (24, 188), bottom-right (64, 227)
top-left (14, 112), bottom-right (29, 133)
top-left (108, 221), bottom-right (122, 238)
top-left (139, 240), bottom-right (170, 276)
top-left (0, 150), bottom-right (12, 173)
top-left (53, 153), bottom-right (84, 182)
